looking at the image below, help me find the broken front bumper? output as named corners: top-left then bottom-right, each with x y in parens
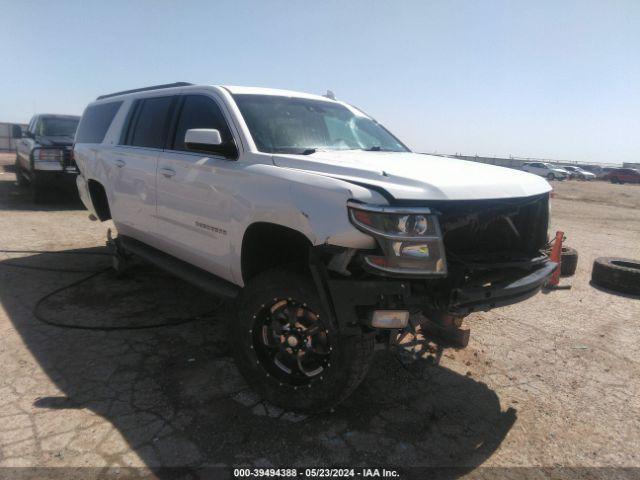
top-left (447, 260), bottom-right (557, 314)
top-left (315, 259), bottom-right (557, 334)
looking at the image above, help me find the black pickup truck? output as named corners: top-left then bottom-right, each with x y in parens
top-left (14, 114), bottom-right (80, 202)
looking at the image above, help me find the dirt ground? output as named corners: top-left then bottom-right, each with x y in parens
top-left (0, 151), bottom-right (639, 479)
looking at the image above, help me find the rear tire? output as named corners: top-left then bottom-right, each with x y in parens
top-left (231, 268), bottom-right (374, 413)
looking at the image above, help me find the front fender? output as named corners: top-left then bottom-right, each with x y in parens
top-left (236, 163), bottom-right (385, 249)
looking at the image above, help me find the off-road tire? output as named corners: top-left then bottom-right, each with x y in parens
top-left (14, 156), bottom-right (28, 187)
top-left (231, 267), bottom-right (375, 413)
top-left (560, 246), bottom-right (578, 277)
top-left (591, 257), bottom-right (640, 295)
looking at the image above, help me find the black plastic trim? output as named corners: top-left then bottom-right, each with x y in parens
top-left (449, 261), bottom-right (557, 314)
top-left (119, 236), bottom-right (240, 299)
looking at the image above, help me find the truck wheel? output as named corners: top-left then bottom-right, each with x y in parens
top-left (591, 257), bottom-right (640, 295)
top-left (14, 156), bottom-right (28, 187)
top-left (31, 176), bottom-right (47, 203)
top-left (560, 246), bottom-right (578, 276)
top-left (231, 268), bottom-right (374, 413)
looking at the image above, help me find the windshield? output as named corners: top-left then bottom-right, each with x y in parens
top-left (39, 117), bottom-right (79, 137)
top-left (233, 94), bottom-right (409, 154)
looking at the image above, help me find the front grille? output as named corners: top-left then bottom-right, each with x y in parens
top-left (432, 193), bottom-right (549, 258)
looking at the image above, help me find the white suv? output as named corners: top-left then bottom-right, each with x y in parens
top-left (75, 82), bottom-right (555, 412)
top-left (521, 162), bottom-right (569, 180)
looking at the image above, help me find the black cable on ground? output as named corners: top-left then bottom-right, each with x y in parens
top-left (0, 248), bottom-right (110, 273)
top-left (0, 248), bottom-right (226, 331)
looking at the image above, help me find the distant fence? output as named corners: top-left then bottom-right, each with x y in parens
top-left (0, 122), bottom-right (28, 151)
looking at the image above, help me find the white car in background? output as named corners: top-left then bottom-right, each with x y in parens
top-left (521, 162), bottom-right (569, 181)
top-left (562, 166), bottom-right (596, 180)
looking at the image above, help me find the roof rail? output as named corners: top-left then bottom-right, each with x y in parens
top-left (96, 82), bottom-right (193, 100)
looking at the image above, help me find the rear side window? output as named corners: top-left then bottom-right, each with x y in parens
top-left (171, 95), bottom-right (232, 151)
top-left (76, 102), bottom-right (121, 143)
top-left (125, 96), bottom-right (173, 149)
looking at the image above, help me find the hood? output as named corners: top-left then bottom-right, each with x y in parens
top-left (272, 151), bottom-right (551, 201)
top-left (36, 135), bottom-right (74, 147)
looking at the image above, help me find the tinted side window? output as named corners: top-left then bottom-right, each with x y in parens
top-left (76, 102), bottom-right (122, 143)
top-left (128, 96), bottom-right (173, 149)
top-left (172, 95), bottom-right (232, 151)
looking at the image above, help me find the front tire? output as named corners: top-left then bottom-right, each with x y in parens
top-left (30, 174), bottom-right (47, 203)
top-left (231, 268), bottom-right (374, 413)
top-left (547, 173), bottom-right (555, 180)
top-left (14, 156), bottom-right (28, 187)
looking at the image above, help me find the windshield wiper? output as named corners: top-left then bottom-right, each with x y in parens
top-left (301, 148), bottom-right (317, 155)
top-left (362, 146), bottom-right (382, 151)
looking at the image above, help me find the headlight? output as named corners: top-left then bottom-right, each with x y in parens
top-left (347, 201), bottom-right (447, 276)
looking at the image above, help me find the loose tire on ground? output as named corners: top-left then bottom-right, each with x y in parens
top-left (591, 257), bottom-right (640, 295)
top-left (560, 246), bottom-right (578, 277)
top-left (231, 267), bottom-right (375, 413)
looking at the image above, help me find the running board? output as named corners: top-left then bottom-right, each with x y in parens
top-left (119, 236), bottom-right (240, 299)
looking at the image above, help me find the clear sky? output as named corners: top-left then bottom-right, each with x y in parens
top-left (1, 0), bottom-right (638, 163)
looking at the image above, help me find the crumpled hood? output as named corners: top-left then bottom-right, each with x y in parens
top-left (272, 151), bottom-right (551, 201)
top-left (36, 135), bottom-right (74, 147)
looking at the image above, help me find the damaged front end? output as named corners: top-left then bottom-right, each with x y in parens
top-left (311, 192), bottom-right (555, 360)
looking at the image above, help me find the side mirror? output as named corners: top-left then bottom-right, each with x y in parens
top-left (12, 124), bottom-right (23, 138)
top-left (184, 128), bottom-right (238, 159)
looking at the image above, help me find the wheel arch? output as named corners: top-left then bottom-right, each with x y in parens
top-left (240, 221), bottom-right (313, 284)
top-left (87, 179), bottom-right (112, 221)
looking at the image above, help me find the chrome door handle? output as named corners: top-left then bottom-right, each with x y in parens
top-left (114, 159), bottom-right (126, 168)
top-left (159, 167), bottom-right (176, 178)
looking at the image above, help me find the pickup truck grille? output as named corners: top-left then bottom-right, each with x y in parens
top-left (432, 193), bottom-right (549, 259)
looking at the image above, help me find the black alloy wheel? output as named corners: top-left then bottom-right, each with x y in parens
top-left (253, 298), bottom-right (330, 385)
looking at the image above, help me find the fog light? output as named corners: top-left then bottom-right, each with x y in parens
top-left (371, 310), bottom-right (409, 329)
